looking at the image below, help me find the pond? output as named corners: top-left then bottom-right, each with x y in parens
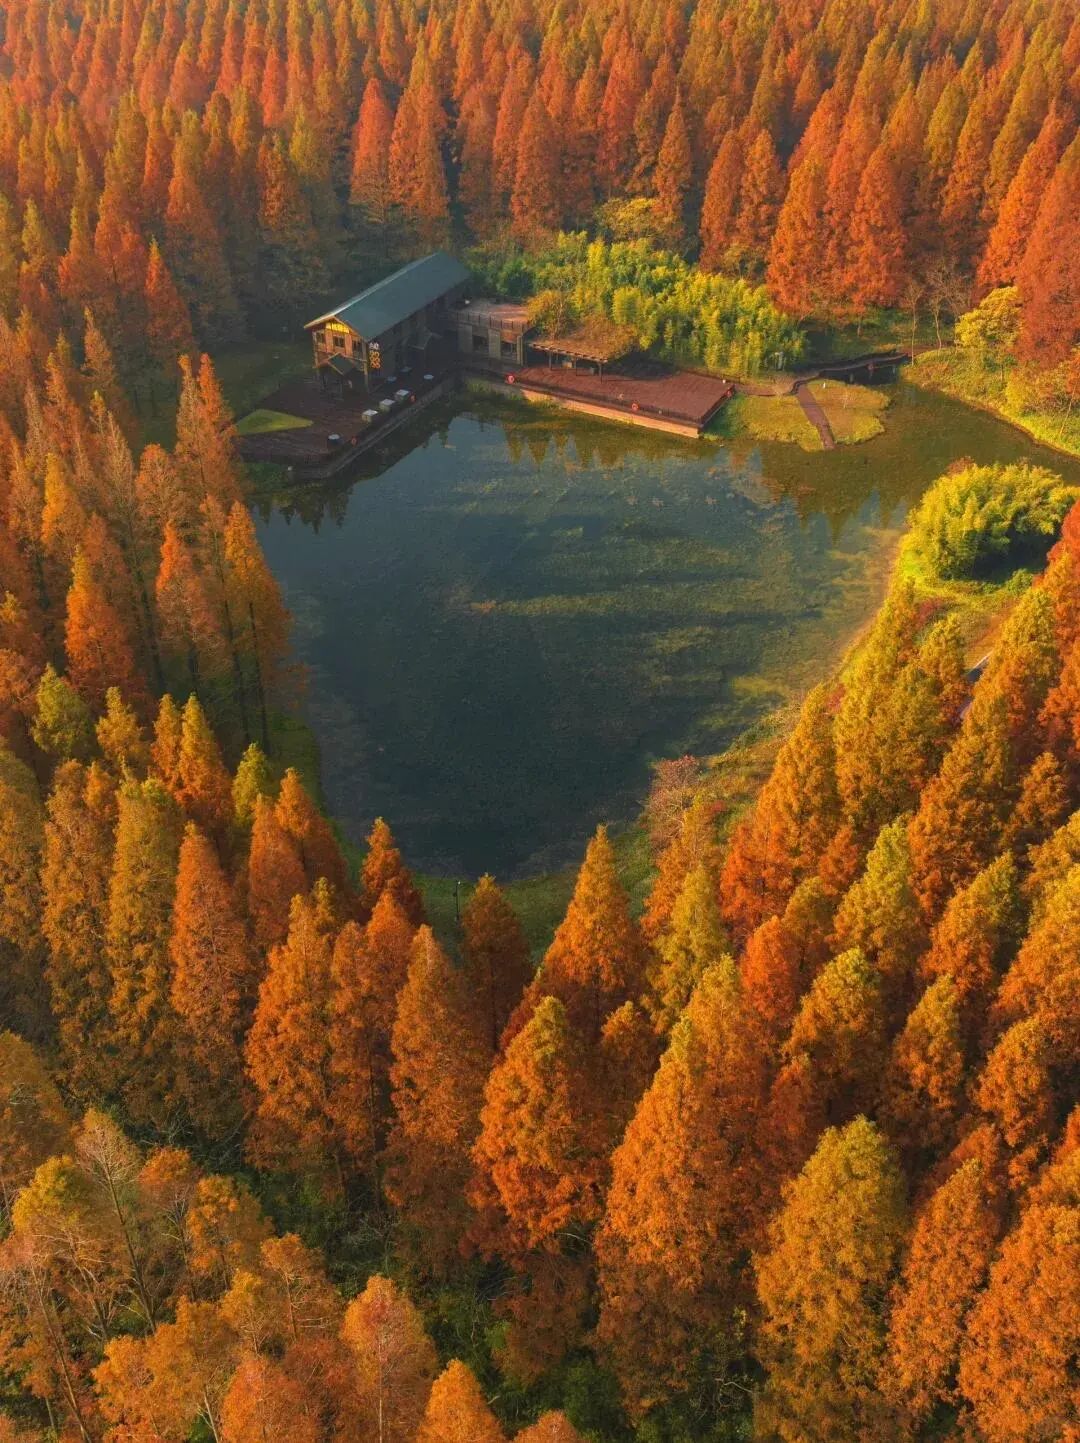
top-left (253, 382), bottom-right (1080, 878)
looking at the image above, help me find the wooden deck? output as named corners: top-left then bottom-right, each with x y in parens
top-left (236, 353), bottom-right (736, 476)
top-left (482, 357), bottom-right (734, 436)
top-left (236, 366), bottom-right (452, 470)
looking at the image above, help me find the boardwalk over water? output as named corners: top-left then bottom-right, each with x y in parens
top-left (795, 382), bottom-right (837, 450)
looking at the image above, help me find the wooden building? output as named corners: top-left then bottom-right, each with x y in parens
top-left (306, 251), bottom-right (470, 391)
top-left (451, 299), bottom-right (532, 365)
top-left (451, 304), bottom-right (637, 377)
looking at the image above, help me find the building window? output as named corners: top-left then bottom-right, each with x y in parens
top-left (473, 331), bottom-right (487, 353)
top-left (501, 338), bottom-right (517, 358)
top-left (322, 320), bottom-right (353, 349)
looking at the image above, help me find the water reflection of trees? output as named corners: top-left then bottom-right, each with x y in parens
top-left (259, 486), bottom-right (351, 531)
top-left (250, 395), bottom-right (949, 873)
top-left (740, 389), bottom-right (947, 542)
top-left (253, 383), bottom-right (1065, 539)
top-left (260, 396), bottom-right (726, 528)
top-left (257, 400), bottom-right (465, 529)
top-left (750, 382), bottom-right (1080, 541)
top-left (497, 404), bottom-right (702, 474)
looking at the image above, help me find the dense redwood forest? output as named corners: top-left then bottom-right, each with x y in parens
top-left (1, 0), bottom-right (1079, 1439)
top-left (1, 0), bottom-right (1079, 357)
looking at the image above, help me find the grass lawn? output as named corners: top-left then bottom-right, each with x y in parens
top-left (809, 379), bottom-right (890, 443)
top-left (236, 407), bottom-right (313, 436)
top-left (724, 382), bottom-right (890, 450)
top-left (267, 710), bottom-right (324, 799)
top-left (725, 392), bottom-right (821, 449)
top-left (214, 340), bottom-right (312, 417)
top-left (138, 340), bottom-right (312, 449)
top-left (416, 871), bottom-right (577, 960)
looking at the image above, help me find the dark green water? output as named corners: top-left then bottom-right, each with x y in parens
top-left (253, 382), bottom-right (1080, 876)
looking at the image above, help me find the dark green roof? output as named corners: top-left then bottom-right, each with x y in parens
top-left (306, 252), bottom-right (470, 339)
top-left (322, 353), bottom-right (360, 375)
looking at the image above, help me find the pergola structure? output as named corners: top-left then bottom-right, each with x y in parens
top-left (530, 317), bottom-right (637, 380)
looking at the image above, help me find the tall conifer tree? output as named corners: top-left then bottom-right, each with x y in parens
top-left (384, 928), bottom-right (490, 1272)
top-left (755, 1120), bottom-right (908, 1443)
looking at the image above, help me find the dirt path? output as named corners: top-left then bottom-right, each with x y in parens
top-left (794, 381), bottom-right (836, 450)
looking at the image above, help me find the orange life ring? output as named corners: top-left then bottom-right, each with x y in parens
top-left (631, 402), bottom-right (639, 412)
top-left (507, 373), bottom-right (516, 383)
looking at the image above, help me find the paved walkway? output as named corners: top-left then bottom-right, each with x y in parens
top-left (794, 381), bottom-right (836, 450)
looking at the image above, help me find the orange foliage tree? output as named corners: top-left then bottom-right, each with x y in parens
top-left (339, 1275), bottom-right (437, 1443)
top-left (740, 878), bottom-right (831, 1046)
top-left (720, 685), bottom-right (840, 943)
top-left (595, 960), bottom-right (766, 1413)
top-left (328, 890), bottom-right (415, 1177)
top-left (247, 794), bottom-right (308, 951)
top-left (40, 761), bottom-right (116, 1092)
top-left (360, 816), bottom-right (425, 923)
top-left (221, 1355), bottom-right (317, 1443)
top-left (384, 927), bottom-right (490, 1273)
top-left (514, 1416), bottom-right (587, 1443)
top-left (105, 777), bottom-right (182, 1123)
top-left (754, 1119), bottom-right (908, 1443)
top-left (957, 1188), bottom-right (1079, 1440)
top-left (919, 852), bottom-right (1021, 1041)
top-left (883, 1154), bottom-right (1004, 1424)
top-left (245, 884), bottom-right (341, 1186)
top-left (169, 822), bottom-right (255, 1135)
top-left (461, 875), bottom-right (532, 1050)
top-left (881, 975), bottom-right (967, 1169)
top-left (784, 947), bottom-right (887, 1123)
top-left (531, 826), bottom-right (645, 1044)
top-left (64, 549), bottom-right (145, 710)
top-left (468, 994), bottom-right (604, 1376)
top-left (414, 1360), bottom-right (506, 1443)
top-left (275, 768), bottom-right (350, 900)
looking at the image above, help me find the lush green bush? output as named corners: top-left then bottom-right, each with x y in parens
top-left (905, 462), bottom-right (1079, 580)
top-left (469, 234), bottom-right (804, 377)
top-left (954, 285), bottom-right (1023, 367)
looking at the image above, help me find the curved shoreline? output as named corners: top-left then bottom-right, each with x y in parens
top-left (262, 378), bottom-right (1080, 937)
top-left (904, 367), bottom-right (1080, 465)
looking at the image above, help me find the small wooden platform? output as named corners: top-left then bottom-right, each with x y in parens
top-left (237, 368), bottom-right (453, 473)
